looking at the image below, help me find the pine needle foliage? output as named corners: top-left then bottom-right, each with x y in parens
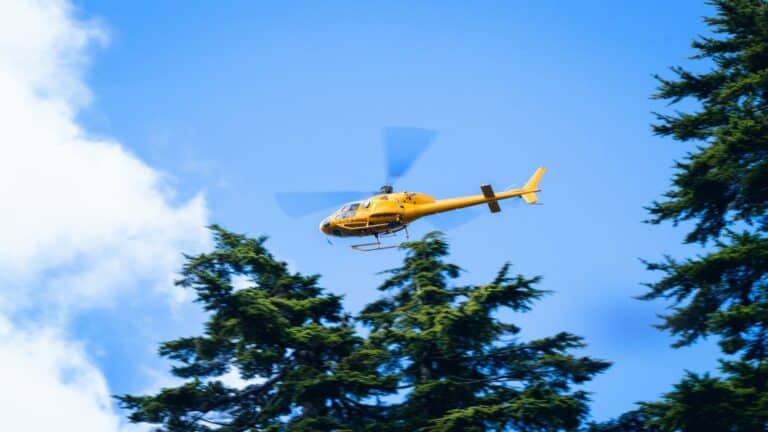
top-left (594, 1), bottom-right (768, 430)
top-left (360, 232), bottom-right (610, 432)
top-left (120, 228), bottom-right (608, 431)
top-left (642, 0), bottom-right (768, 359)
top-left (118, 225), bottom-right (395, 432)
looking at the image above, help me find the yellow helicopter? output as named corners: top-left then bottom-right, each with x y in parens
top-left (276, 127), bottom-right (546, 251)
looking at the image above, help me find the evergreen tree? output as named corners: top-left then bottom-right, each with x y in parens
top-left (639, 369), bottom-right (766, 432)
top-left (602, 1), bottom-right (768, 430)
top-left (119, 226), bottom-right (394, 431)
top-left (360, 232), bottom-right (610, 432)
top-left (642, 0), bottom-right (768, 360)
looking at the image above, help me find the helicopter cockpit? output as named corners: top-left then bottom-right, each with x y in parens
top-left (335, 202), bottom-right (361, 219)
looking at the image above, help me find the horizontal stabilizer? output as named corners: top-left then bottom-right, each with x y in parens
top-left (521, 192), bottom-right (538, 204)
top-left (480, 184), bottom-right (501, 213)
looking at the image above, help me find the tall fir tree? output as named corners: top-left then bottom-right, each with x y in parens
top-left (360, 232), bottom-right (610, 432)
top-left (119, 226), bottom-right (395, 432)
top-left (643, 0), bottom-right (768, 361)
top-left (595, 1), bottom-right (768, 430)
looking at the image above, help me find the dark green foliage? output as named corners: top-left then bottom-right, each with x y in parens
top-left (118, 225), bottom-right (394, 431)
top-left (360, 232), bottom-right (610, 432)
top-left (641, 231), bottom-right (768, 358)
top-left (621, 1), bottom-right (768, 430)
top-left (121, 228), bottom-right (608, 431)
top-left (648, 0), bottom-right (768, 244)
top-left (638, 365), bottom-right (768, 432)
top-left (585, 410), bottom-right (659, 432)
top-left (643, 0), bottom-right (768, 357)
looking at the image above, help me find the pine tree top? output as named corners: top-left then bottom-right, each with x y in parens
top-left (361, 232), bottom-right (610, 432)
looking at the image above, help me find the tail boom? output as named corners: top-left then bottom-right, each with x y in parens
top-left (404, 166), bottom-right (546, 221)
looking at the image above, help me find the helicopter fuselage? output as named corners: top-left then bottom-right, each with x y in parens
top-left (318, 173), bottom-right (544, 238)
top-left (319, 191), bottom-right (431, 237)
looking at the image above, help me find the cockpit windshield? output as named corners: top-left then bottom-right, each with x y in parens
top-left (333, 202), bottom-right (361, 219)
top-left (337, 202), bottom-right (361, 213)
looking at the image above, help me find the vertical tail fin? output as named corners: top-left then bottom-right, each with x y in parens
top-left (521, 166), bottom-right (546, 204)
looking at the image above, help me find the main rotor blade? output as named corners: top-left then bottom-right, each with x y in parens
top-left (425, 196), bottom-right (523, 231)
top-left (385, 127), bottom-right (437, 184)
top-left (275, 191), bottom-right (369, 218)
top-left (427, 207), bottom-right (482, 231)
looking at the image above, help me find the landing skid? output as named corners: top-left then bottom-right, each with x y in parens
top-left (351, 226), bottom-right (410, 252)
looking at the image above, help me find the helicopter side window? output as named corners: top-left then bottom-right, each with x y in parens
top-left (348, 202), bottom-right (360, 211)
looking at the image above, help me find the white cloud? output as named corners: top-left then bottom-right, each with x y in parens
top-left (0, 0), bottom-right (208, 313)
top-left (0, 0), bottom-right (210, 430)
top-left (0, 0), bottom-right (210, 313)
top-left (0, 317), bottom-right (121, 430)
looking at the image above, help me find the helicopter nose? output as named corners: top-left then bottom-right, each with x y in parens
top-left (319, 217), bottom-right (332, 235)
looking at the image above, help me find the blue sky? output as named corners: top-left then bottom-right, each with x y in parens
top-left (48, 0), bottom-right (724, 423)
